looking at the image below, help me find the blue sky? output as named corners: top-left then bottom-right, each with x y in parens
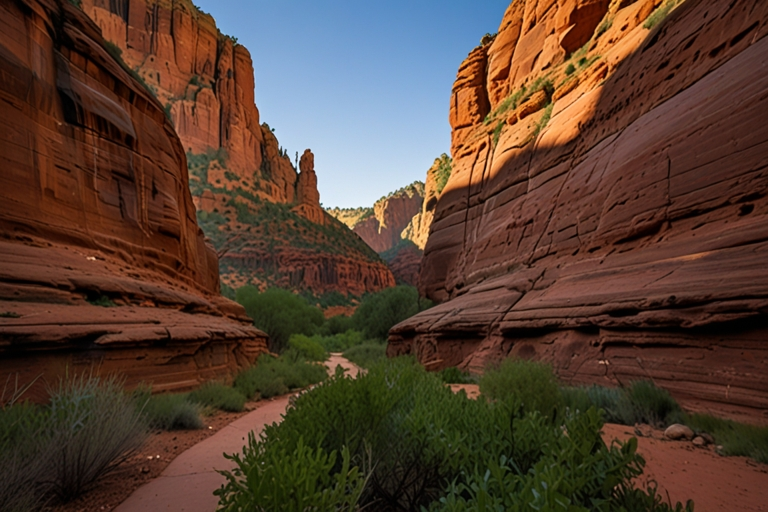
top-left (194, 0), bottom-right (509, 208)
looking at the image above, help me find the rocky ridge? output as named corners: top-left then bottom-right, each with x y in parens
top-left (389, 0), bottom-right (768, 422)
top-left (0, 0), bottom-right (267, 398)
top-left (80, 0), bottom-right (394, 297)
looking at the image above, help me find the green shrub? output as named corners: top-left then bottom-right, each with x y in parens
top-left (216, 437), bottom-right (366, 511)
top-left (287, 334), bottom-right (328, 362)
top-left (479, 358), bottom-right (563, 418)
top-left (320, 315), bottom-right (355, 336)
top-left (562, 384), bottom-right (626, 423)
top-left (352, 285), bottom-right (433, 341)
top-left (439, 366), bottom-right (474, 384)
top-left (621, 380), bottom-right (682, 427)
top-left (313, 330), bottom-right (366, 352)
top-left (236, 286), bottom-right (324, 352)
top-left (233, 354), bottom-right (326, 400)
top-left (565, 62), bottom-right (576, 75)
top-left (342, 342), bottom-right (387, 369)
top-left (0, 399), bottom-right (50, 511)
top-left (217, 358), bottom-right (692, 511)
top-left (685, 413), bottom-right (768, 463)
top-left (139, 393), bottom-right (203, 430)
top-left (46, 374), bottom-right (148, 503)
top-left (188, 382), bottom-right (246, 413)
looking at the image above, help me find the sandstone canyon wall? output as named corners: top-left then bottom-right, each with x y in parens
top-left (0, 0), bottom-right (268, 398)
top-left (80, 0), bottom-right (394, 298)
top-left (390, 0), bottom-right (768, 422)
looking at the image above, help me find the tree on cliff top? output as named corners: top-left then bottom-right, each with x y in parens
top-left (236, 286), bottom-right (324, 352)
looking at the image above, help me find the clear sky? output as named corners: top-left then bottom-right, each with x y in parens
top-left (194, 0), bottom-right (509, 209)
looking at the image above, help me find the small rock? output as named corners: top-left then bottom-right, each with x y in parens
top-left (692, 436), bottom-right (706, 447)
top-left (140, 466), bottom-right (149, 474)
top-left (664, 423), bottom-right (694, 440)
top-left (700, 433), bottom-right (715, 445)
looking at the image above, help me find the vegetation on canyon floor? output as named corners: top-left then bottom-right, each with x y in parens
top-left (215, 358), bottom-right (695, 511)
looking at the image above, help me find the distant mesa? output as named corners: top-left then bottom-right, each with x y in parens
top-left (389, 0), bottom-right (768, 423)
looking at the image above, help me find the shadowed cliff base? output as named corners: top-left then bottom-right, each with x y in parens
top-left (389, 0), bottom-right (768, 424)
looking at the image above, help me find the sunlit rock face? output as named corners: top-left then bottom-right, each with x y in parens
top-left (80, 0), bottom-right (395, 297)
top-left (390, 0), bottom-right (768, 422)
top-left (0, 0), bottom-right (268, 399)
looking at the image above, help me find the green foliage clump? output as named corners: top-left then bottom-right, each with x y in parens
top-left (187, 382), bottom-right (246, 413)
top-left (565, 62), bottom-right (576, 75)
top-left (236, 286), bottom-right (324, 352)
top-left (644, 0), bottom-right (682, 30)
top-left (45, 374), bottom-right (146, 504)
top-left (319, 315), bottom-right (356, 337)
top-left (480, 358), bottom-right (563, 418)
top-left (0, 311), bottom-right (20, 318)
top-left (432, 153), bottom-right (453, 194)
top-left (233, 354), bottom-right (327, 400)
top-left (86, 294), bottom-right (117, 307)
top-left (533, 103), bottom-right (554, 137)
top-left (596, 17), bottom-right (613, 38)
top-left (439, 366), bottom-right (475, 384)
top-left (216, 358), bottom-right (692, 511)
top-left (684, 413), bottom-right (768, 464)
top-left (351, 285), bottom-right (433, 341)
top-left (137, 391), bottom-right (203, 430)
top-left (342, 342), bottom-right (387, 369)
top-left (287, 334), bottom-right (328, 362)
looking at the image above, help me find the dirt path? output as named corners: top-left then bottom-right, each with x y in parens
top-left (114, 355), bottom-right (362, 512)
top-left (602, 424), bottom-right (768, 512)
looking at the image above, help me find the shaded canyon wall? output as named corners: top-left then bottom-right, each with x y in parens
top-left (390, 0), bottom-right (768, 422)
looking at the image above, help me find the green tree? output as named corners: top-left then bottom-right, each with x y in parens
top-left (352, 286), bottom-right (432, 341)
top-left (236, 286), bottom-right (324, 352)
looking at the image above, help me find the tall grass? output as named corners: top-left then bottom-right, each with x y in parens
top-left (685, 413), bottom-right (768, 463)
top-left (234, 354), bottom-right (327, 400)
top-left (188, 382), bottom-right (246, 413)
top-left (138, 391), bottom-right (204, 430)
top-left (342, 342), bottom-right (387, 369)
top-left (479, 358), bottom-right (563, 418)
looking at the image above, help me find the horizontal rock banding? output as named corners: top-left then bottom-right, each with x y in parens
top-left (390, 0), bottom-right (768, 423)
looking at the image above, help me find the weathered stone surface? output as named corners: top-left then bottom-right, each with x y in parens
top-left (390, 0), bottom-right (768, 423)
top-left (80, 0), bottom-right (392, 298)
top-left (665, 424), bottom-right (695, 441)
top-left (0, 0), bottom-right (267, 397)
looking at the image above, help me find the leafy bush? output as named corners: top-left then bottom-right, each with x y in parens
top-left (188, 382), bottom-right (246, 413)
top-left (217, 358), bottom-right (692, 511)
top-left (685, 413), bottom-right (768, 464)
top-left (139, 392), bottom-right (203, 430)
top-left (562, 384), bottom-right (626, 423)
top-left (352, 285), bottom-right (433, 341)
top-left (233, 354), bottom-right (327, 400)
top-left (433, 153), bottom-right (453, 194)
top-left (439, 366), bottom-right (475, 384)
top-left (479, 358), bottom-right (563, 418)
top-left (236, 286), bottom-right (324, 352)
top-left (621, 380), bottom-right (682, 427)
top-left (216, 437), bottom-right (366, 511)
top-left (287, 334), bottom-right (328, 362)
top-left (565, 62), bottom-right (576, 75)
top-left (342, 342), bottom-right (387, 369)
top-left (46, 374), bottom-right (147, 502)
top-left (320, 315), bottom-right (355, 336)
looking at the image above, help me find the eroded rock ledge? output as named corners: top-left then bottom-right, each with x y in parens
top-left (0, 0), bottom-right (266, 398)
top-left (390, 0), bottom-right (768, 423)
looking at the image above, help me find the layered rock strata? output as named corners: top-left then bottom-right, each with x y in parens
top-left (390, 0), bottom-right (768, 422)
top-left (0, 0), bottom-right (267, 398)
top-left (80, 0), bottom-right (393, 297)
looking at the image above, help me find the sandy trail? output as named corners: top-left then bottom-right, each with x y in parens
top-left (114, 355), bottom-right (361, 512)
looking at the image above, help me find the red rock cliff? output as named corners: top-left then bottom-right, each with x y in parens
top-left (80, 0), bottom-right (394, 298)
top-left (0, 0), bottom-right (267, 398)
top-left (390, 0), bottom-right (768, 422)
